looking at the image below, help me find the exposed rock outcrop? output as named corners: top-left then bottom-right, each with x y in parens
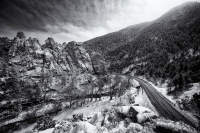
top-left (6, 36), bottom-right (95, 94)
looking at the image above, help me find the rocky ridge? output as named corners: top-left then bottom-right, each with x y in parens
top-left (0, 35), bottom-right (99, 102)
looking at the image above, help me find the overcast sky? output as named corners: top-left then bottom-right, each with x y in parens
top-left (0, 0), bottom-right (199, 44)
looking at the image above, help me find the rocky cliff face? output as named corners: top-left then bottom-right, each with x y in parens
top-left (4, 36), bottom-right (95, 95)
top-left (63, 41), bottom-right (94, 73)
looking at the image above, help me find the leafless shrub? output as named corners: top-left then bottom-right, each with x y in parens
top-left (127, 93), bottom-right (135, 104)
top-left (24, 110), bottom-right (37, 124)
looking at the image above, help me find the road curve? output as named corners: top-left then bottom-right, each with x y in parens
top-left (134, 78), bottom-right (196, 128)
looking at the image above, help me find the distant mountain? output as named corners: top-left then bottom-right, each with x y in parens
top-left (83, 21), bottom-right (150, 55)
top-left (83, 2), bottom-right (200, 90)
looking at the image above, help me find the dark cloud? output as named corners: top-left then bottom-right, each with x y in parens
top-left (0, 0), bottom-right (129, 43)
top-left (0, 0), bottom-right (198, 43)
top-left (0, 0), bottom-right (124, 32)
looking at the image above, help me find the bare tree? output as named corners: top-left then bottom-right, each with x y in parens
top-left (96, 76), bottom-right (105, 101)
top-left (119, 79), bottom-right (129, 97)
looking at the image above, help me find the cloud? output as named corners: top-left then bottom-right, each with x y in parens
top-left (0, 0), bottom-right (199, 43)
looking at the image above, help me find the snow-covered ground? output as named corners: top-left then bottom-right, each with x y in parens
top-left (179, 83), bottom-right (200, 99)
top-left (39, 128), bottom-right (54, 133)
top-left (49, 85), bottom-right (159, 133)
top-left (12, 79), bottom-right (198, 133)
top-left (53, 89), bottom-right (155, 122)
top-left (13, 80), bottom-right (153, 132)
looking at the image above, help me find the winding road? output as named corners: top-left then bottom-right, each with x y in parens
top-left (134, 77), bottom-right (198, 128)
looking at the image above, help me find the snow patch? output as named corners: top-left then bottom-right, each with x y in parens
top-left (39, 128), bottom-right (54, 133)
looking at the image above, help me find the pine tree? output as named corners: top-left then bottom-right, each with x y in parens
top-left (1, 63), bottom-right (7, 77)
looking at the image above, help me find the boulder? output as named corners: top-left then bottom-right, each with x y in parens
top-left (53, 121), bottom-right (74, 133)
top-left (116, 106), bottom-right (157, 123)
top-left (128, 107), bottom-right (138, 122)
top-left (89, 112), bottom-right (104, 127)
top-left (72, 121), bottom-right (98, 133)
top-left (72, 113), bottom-right (84, 122)
top-left (126, 123), bottom-right (143, 133)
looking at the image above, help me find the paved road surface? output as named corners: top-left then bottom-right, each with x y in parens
top-left (135, 78), bottom-right (197, 128)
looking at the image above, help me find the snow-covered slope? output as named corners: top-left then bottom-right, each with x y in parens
top-left (33, 83), bottom-right (196, 133)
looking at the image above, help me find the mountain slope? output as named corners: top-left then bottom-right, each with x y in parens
top-left (83, 2), bottom-right (200, 89)
top-left (83, 21), bottom-right (151, 55)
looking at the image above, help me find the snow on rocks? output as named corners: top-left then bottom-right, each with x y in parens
top-left (73, 121), bottom-right (98, 133)
top-left (52, 121), bottom-right (98, 133)
top-left (130, 79), bottom-right (140, 88)
top-left (39, 128), bottom-right (54, 133)
top-left (89, 112), bottom-right (104, 127)
top-left (116, 106), bottom-right (157, 123)
top-left (36, 95), bottom-right (198, 133)
top-left (134, 106), bottom-right (157, 123)
top-left (51, 104), bottom-right (157, 133)
top-left (126, 123), bottom-right (143, 133)
top-left (53, 121), bottom-right (74, 133)
top-left (133, 105), bottom-right (152, 113)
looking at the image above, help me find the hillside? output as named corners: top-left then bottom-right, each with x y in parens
top-left (83, 21), bottom-right (151, 56)
top-left (83, 2), bottom-right (200, 92)
top-left (0, 32), bottom-right (136, 133)
top-left (1, 1), bottom-right (200, 133)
